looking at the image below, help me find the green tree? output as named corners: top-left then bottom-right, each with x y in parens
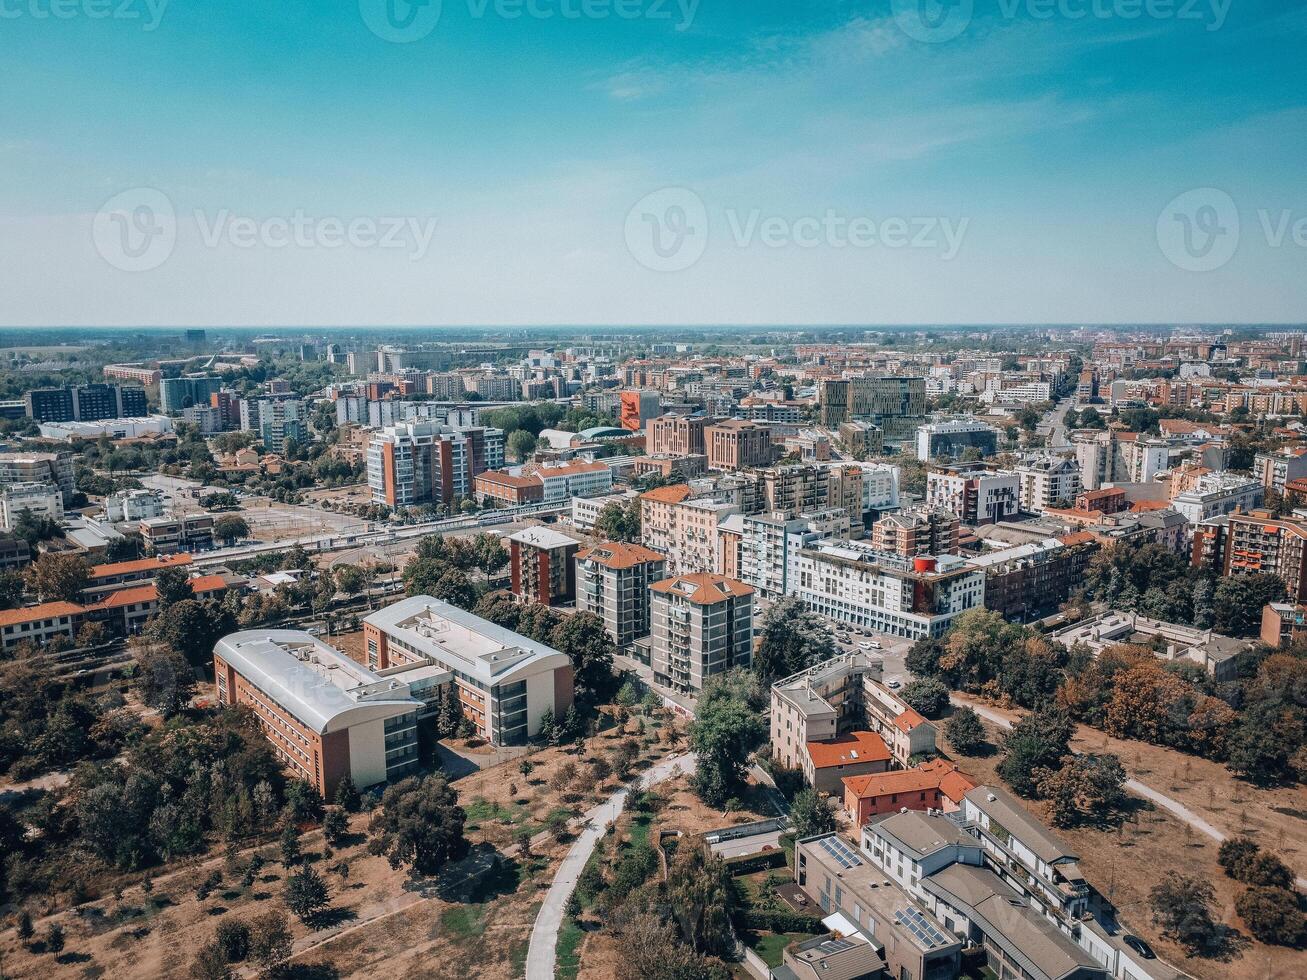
top-left (507, 429), bottom-right (538, 462)
top-left (1034, 753), bottom-right (1126, 827)
top-left (593, 499), bottom-right (641, 543)
top-left (279, 821), bottom-right (302, 868)
top-left (752, 597), bottom-right (835, 685)
top-left (248, 910), bottom-right (293, 975)
top-left (332, 563), bottom-right (368, 598)
top-left (1149, 873), bottom-right (1221, 955)
top-left (1214, 574), bottom-right (1287, 636)
top-left (1235, 886), bottom-right (1307, 947)
top-left (431, 568), bottom-right (478, 610)
top-left (899, 678), bottom-right (949, 717)
top-left (213, 515), bottom-right (250, 546)
top-left (551, 612), bottom-right (616, 704)
top-left (688, 670), bottom-right (767, 807)
top-left (334, 775), bottom-right (362, 813)
top-left (154, 566), bottom-right (195, 607)
top-left (996, 706), bottom-right (1073, 798)
top-left (24, 552), bottom-right (90, 602)
top-left (0, 569), bottom-right (25, 610)
top-left (663, 840), bottom-right (738, 957)
top-left (1218, 836), bottom-right (1262, 880)
top-left (148, 599), bottom-right (235, 667)
top-left (944, 706), bottom-right (987, 755)
top-left (369, 775), bottom-right (467, 875)
top-left (132, 641), bottom-right (197, 718)
top-left (323, 807), bottom-right (348, 848)
top-left (283, 865), bottom-right (330, 924)
top-left (789, 788), bottom-right (836, 838)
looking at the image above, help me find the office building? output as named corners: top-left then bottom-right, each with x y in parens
top-left (508, 526), bottom-right (581, 606)
top-left (649, 572), bottom-right (754, 694)
top-left (915, 418), bottom-right (1000, 461)
top-left (0, 451), bottom-right (75, 504)
top-left (574, 541), bottom-right (667, 648)
top-left (925, 468), bottom-right (1020, 525)
top-left (646, 413), bottom-right (710, 457)
top-left (140, 514), bottom-right (214, 554)
top-left (363, 595), bottom-right (575, 745)
top-left (618, 389), bottom-right (662, 431)
top-left (838, 420), bottom-right (884, 456)
top-left (214, 630), bottom-right (422, 797)
top-left (706, 419), bottom-right (774, 471)
top-left (25, 384), bottom-right (148, 423)
top-left (818, 376), bottom-right (926, 441)
top-left (160, 376), bottom-right (226, 414)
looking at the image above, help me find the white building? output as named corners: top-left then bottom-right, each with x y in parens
top-left (0, 482), bottom-right (64, 530)
top-left (925, 469), bottom-right (1021, 525)
top-left (0, 451), bottom-right (75, 504)
top-left (1012, 455), bottom-right (1081, 513)
top-left (38, 415), bottom-right (174, 441)
top-left (1172, 473), bottom-right (1263, 526)
top-left (788, 541), bottom-right (985, 638)
top-left (739, 509), bottom-right (849, 599)
top-left (1072, 430), bottom-right (1169, 491)
top-left (104, 489), bottom-right (165, 523)
top-left (570, 490), bottom-right (637, 531)
top-left (528, 460), bottom-right (613, 503)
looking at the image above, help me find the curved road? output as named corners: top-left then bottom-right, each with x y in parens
top-left (525, 751), bottom-right (696, 980)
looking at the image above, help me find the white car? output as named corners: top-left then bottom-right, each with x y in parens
top-left (868, 640), bottom-right (882, 649)
top-left (858, 642), bottom-right (873, 650)
top-left (887, 679), bottom-right (902, 689)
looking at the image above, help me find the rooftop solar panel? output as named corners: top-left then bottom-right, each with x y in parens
top-left (818, 835), bottom-right (863, 869)
top-left (895, 907), bottom-right (950, 950)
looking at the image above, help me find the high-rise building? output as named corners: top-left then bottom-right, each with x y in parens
top-left (819, 376), bottom-right (926, 441)
top-left (1013, 455), bottom-right (1082, 513)
top-left (256, 399), bottom-right (305, 453)
top-left (367, 420), bottom-right (476, 509)
top-left (649, 572), bottom-right (754, 694)
top-left (1193, 510), bottom-right (1307, 602)
top-left (1072, 429), bottom-right (1169, 491)
top-left (0, 451), bottom-right (76, 504)
top-left (25, 384), bottom-right (147, 423)
top-left (508, 526), bottom-right (580, 606)
top-left (575, 541), bottom-right (667, 648)
top-left (160, 376), bottom-right (225, 414)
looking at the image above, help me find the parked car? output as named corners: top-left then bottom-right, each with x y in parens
top-left (1122, 936), bottom-right (1155, 960)
top-left (858, 642), bottom-right (873, 650)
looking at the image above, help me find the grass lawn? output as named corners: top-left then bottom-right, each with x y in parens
top-left (556, 916), bottom-right (585, 979)
top-left (440, 903), bottom-right (487, 940)
top-left (747, 931), bottom-right (823, 967)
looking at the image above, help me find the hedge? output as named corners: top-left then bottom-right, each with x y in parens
top-left (725, 850), bottom-right (788, 875)
top-left (739, 909), bottom-right (827, 934)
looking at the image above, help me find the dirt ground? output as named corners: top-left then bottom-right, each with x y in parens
top-left (951, 694), bottom-right (1307, 880)
top-left (953, 719), bottom-right (1307, 980)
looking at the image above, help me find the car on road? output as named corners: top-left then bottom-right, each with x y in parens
top-left (887, 680), bottom-right (901, 689)
top-left (1122, 936), bottom-right (1155, 960)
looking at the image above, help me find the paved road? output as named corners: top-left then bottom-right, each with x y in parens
top-left (525, 751), bottom-right (696, 980)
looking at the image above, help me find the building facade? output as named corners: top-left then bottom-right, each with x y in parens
top-left (574, 541), bottom-right (667, 648)
top-left (649, 572), bottom-right (754, 694)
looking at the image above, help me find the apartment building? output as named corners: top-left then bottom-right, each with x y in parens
top-left (1014, 455), bottom-right (1082, 513)
top-left (649, 572), bottom-right (754, 694)
top-left (508, 526), bottom-right (580, 606)
top-left (0, 482), bottom-right (63, 530)
top-left (368, 420), bottom-right (474, 509)
top-left (1193, 509), bottom-right (1307, 602)
top-left (838, 420), bottom-right (884, 456)
top-left (103, 363), bottom-right (163, 385)
top-left (523, 459), bottom-right (613, 502)
top-left (770, 652), bottom-right (936, 771)
top-left (646, 413), bottom-right (709, 456)
top-left (639, 483), bottom-right (740, 576)
top-left (0, 534), bottom-right (31, 570)
top-left (739, 509), bottom-right (848, 598)
top-left (214, 630), bottom-right (422, 797)
top-left (569, 490), bottom-right (635, 531)
top-left (706, 418), bottom-right (774, 470)
top-left (871, 507), bottom-right (960, 558)
top-left (925, 467), bottom-right (1020, 525)
top-left (971, 536), bottom-right (1098, 624)
top-left (1171, 472), bottom-right (1263, 526)
top-left (1072, 429), bottom-right (1169, 491)
top-left (915, 418), bottom-right (1000, 461)
top-left (140, 514), bottom-right (215, 554)
top-left (757, 463), bottom-right (829, 516)
top-left (0, 451), bottom-right (76, 504)
top-left (788, 542), bottom-right (985, 639)
top-left (254, 399), bottom-right (306, 453)
top-left (104, 489), bottom-right (165, 523)
top-left (1254, 446), bottom-right (1307, 494)
top-left (574, 541), bottom-right (666, 647)
top-left (363, 595), bottom-right (574, 745)
top-left (842, 759), bottom-right (977, 825)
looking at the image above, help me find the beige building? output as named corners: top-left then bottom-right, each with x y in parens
top-left (639, 483), bottom-right (739, 575)
top-left (649, 572), bottom-right (754, 693)
top-left (646, 413), bottom-right (710, 457)
top-left (706, 418), bottom-right (774, 471)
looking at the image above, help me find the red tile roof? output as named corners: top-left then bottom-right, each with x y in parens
top-left (649, 572), bottom-right (753, 605)
top-left (842, 759), bottom-right (976, 802)
top-left (89, 553), bottom-right (192, 580)
top-left (0, 602), bottom-right (85, 628)
top-left (641, 484), bottom-right (694, 504)
top-left (575, 541), bottom-right (666, 569)
top-left (894, 707), bottom-right (928, 732)
top-left (806, 731), bottom-right (891, 769)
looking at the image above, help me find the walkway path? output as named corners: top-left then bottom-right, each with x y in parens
top-left (525, 751), bottom-right (696, 980)
top-left (952, 696), bottom-right (1307, 891)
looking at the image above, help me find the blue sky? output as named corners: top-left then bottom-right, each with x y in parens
top-left (1, 0), bottom-right (1305, 326)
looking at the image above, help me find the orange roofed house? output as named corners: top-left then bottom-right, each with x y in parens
top-left (843, 759), bottom-right (977, 825)
top-left (803, 730), bottom-right (892, 795)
